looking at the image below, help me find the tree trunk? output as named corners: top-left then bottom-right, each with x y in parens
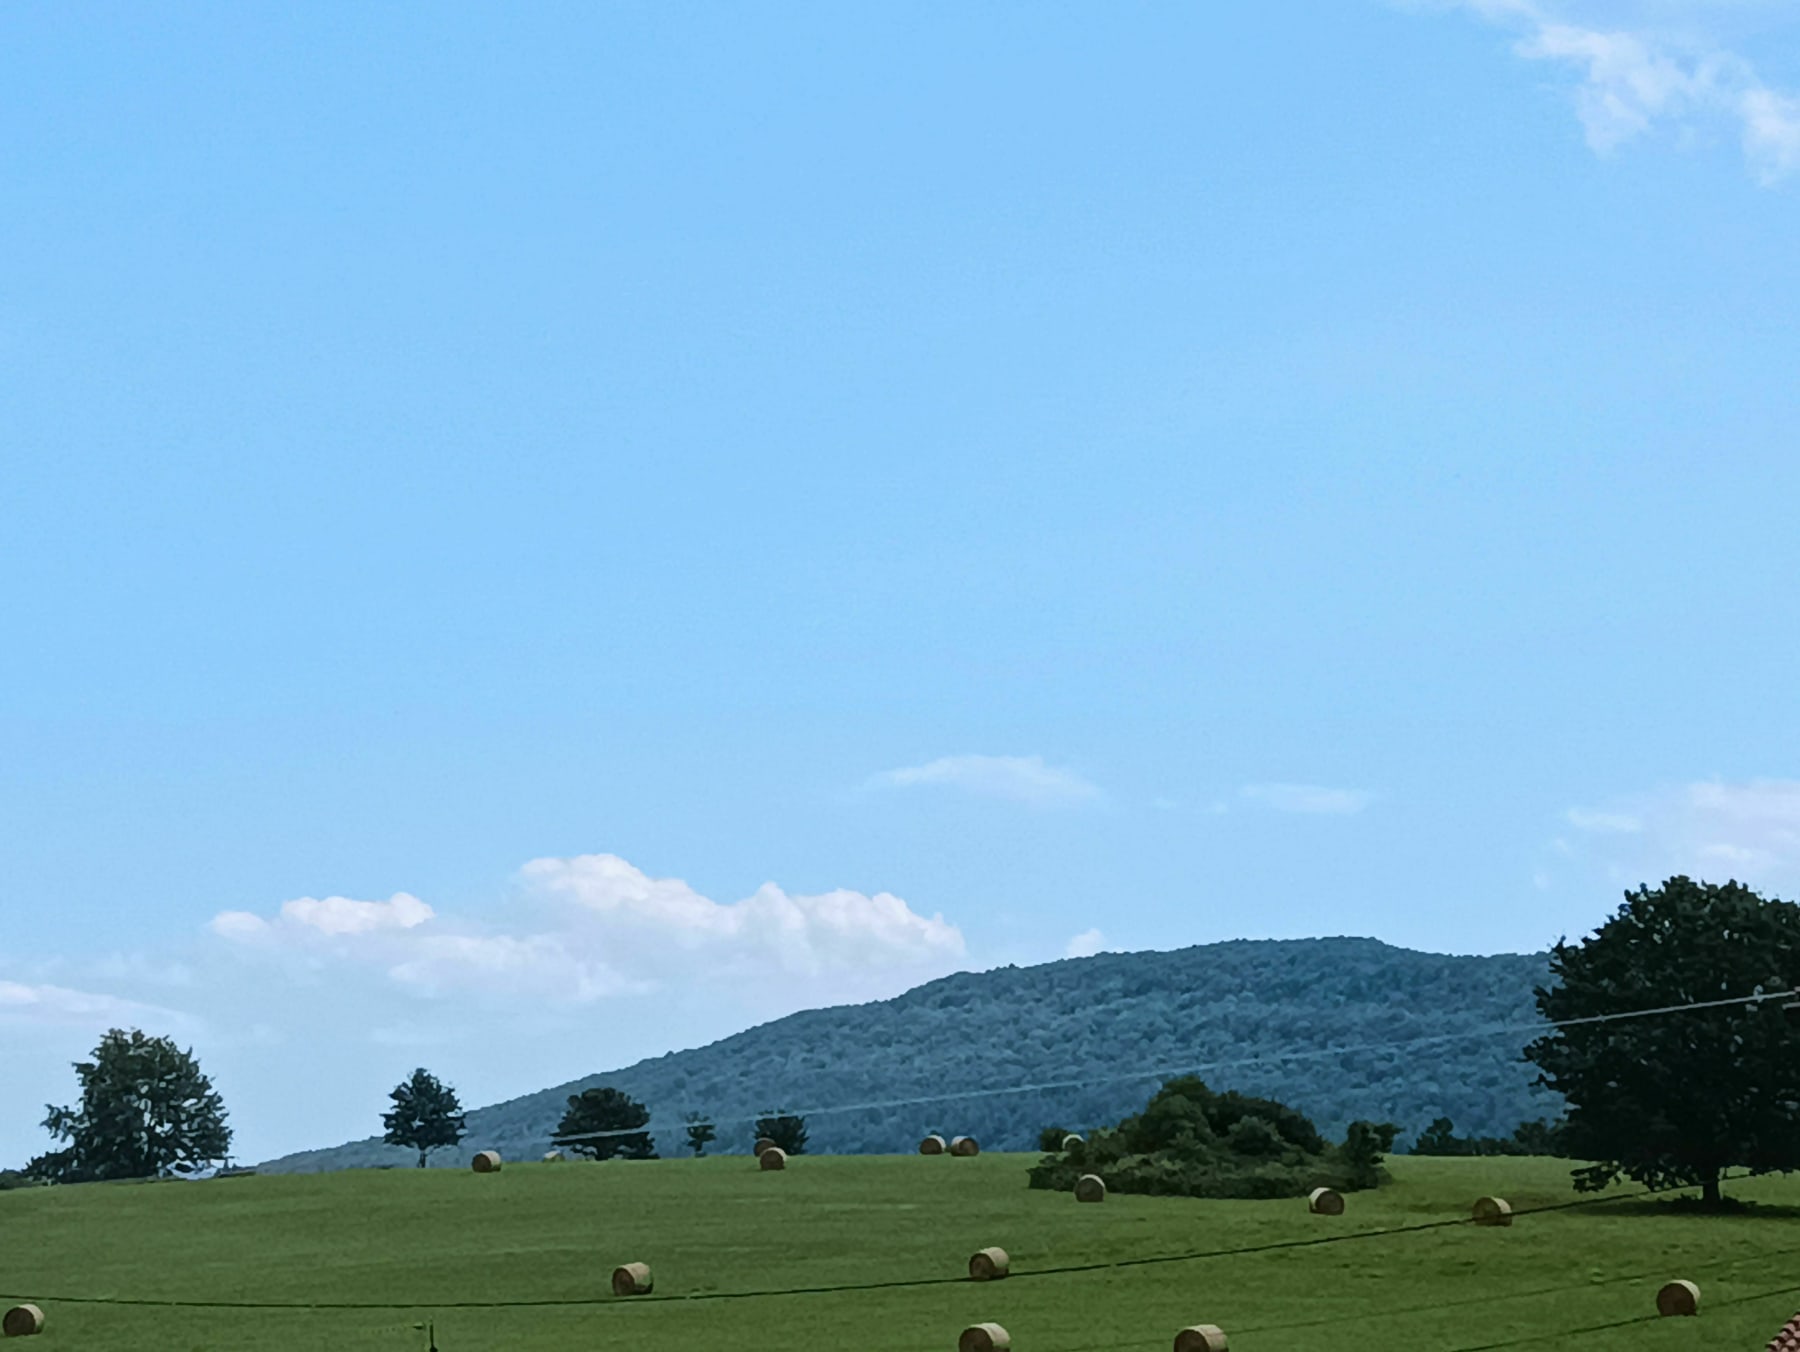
top-left (418, 1149), bottom-right (427, 1169)
top-left (1701, 1169), bottom-right (1720, 1207)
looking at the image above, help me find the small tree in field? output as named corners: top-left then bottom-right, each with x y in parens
top-left (754, 1110), bottom-right (808, 1155)
top-left (1525, 876), bottom-right (1800, 1206)
top-left (382, 1068), bottom-right (467, 1168)
top-left (33, 1028), bottom-right (231, 1182)
top-left (682, 1112), bottom-right (717, 1157)
top-left (554, 1087), bottom-right (657, 1160)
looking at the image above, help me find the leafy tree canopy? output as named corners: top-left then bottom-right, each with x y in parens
top-left (1525, 876), bottom-right (1800, 1205)
top-left (32, 1028), bottom-right (231, 1182)
top-left (554, 1087), bottom-right (656, 1160)
top-left (382, 1068), bottom-right (467, 1168)
top-left (1028, 1075), bottom-right (1399, 1199)
top-left (755, 1111), bottom-right (808, 1155)
top-left (1408, 1116), bottom-right (1570, 1158)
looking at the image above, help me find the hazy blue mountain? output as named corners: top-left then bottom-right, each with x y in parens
top-left (258, 937), bottom-right (1559, 1172)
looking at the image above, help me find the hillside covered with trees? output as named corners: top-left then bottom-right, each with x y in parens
top-left (259, 937), bottom-right (1560, 1172)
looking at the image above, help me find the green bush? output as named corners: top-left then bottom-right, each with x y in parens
top-left (1026, 1076), bottom-right (1399, 1200)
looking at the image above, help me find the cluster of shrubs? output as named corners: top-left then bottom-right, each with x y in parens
top-left (1027, 1076), bottom-right (1400, 1200)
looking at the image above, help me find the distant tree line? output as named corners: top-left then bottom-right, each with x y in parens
top-left (1408, 1116), bottom-right (1571, 1157)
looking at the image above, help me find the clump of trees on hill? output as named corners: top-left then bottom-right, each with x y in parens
top-left (755, 1110), bottom-right (808, 1155)
top-left (1028, 1076), bottom-right (1400, 1199)
top-left (554, 1087), bottom-right (657, 1160)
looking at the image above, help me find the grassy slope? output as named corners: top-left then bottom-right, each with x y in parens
top-left (1, 1155), bottom-right (1795, 1351)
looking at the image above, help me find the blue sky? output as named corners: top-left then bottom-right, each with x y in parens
top-left (4, 0), bottom-right (1799, 1166)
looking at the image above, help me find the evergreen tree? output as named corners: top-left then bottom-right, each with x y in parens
top-left (34, 1028), bottom-right (231, 1181)
top-left (1525, 876), bottom-right (1800, 1205)
top-left (382, 1068), bottom-right (467, 1168)
top-left (554, 1087), bottom-right (656, 1160)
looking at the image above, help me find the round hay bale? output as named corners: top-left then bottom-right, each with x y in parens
top-left (1656, 1280), bottom-right (1700, 1317)
top-left (950, 1135), bottom-right (981, 1157)
top-left (471, 1150), bottom-right (502, 1174)
top-left (754, 1136), bottom-right (778, 1156)
top-left (919, 1134), bottom-right (947, 1155)
top-left (1062, 1133), bottom-right (1084, 1150)
top-left (968, 1246), bottom-right (1011, 1281)
top-left (959, 1322), bottom-right (1011, 1352)
top-left (542, 1149), bottom-right (566, 1163)
top-left (611, 1262), bottom-right (653, 1297)
top-left (1075, 1173), bottom-right (1107, 1203)
top-left (1472, 1196), bottom-right (1513, 1227)
top-left (1174, 1325), bottom-right (1229, 1352)
top-left (758, 1146), bottom-right (787, 1171)
top-left (1, 1306), bottom-right (44, 1338)
top-left (1307, 1186), bottom-right (1344, 1216)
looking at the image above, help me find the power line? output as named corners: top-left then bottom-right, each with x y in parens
top-left (551, 985), bottom-right (1797, 1145)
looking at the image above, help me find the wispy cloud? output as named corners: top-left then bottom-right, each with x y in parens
top-left (1556, 778), bottom-right (1800, 893)
top-left (1565, 807), bottom-right (1643, 833)
top-left (864, 754), bottom-right (1101, 807)
top-left (0, 980), bottom-right (198, 1034)
top-left (1240, 783), bottom-right (1373, 815)
top-left (1448, 0), bottom-right (1800, 182)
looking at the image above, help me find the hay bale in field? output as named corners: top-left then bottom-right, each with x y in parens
top-left (759, 1146), bottom-right (787, 1171)
top-left (950, 1135), bottom-right (980, 1157)
top-left (920, 1135), bottom-right (947, 1155)
top-left (1075, 1173), bottom-right (1107, 1203)
top-left (1, 1305), bottom-right (44, 1338)
top-left (968, 1246), bottom-right (1010, 1281)
top-left (959, 1321), bottom-right (1011, 1352)
top-left (1307, 1187), bottom-right (1344, 1215)
top-left (1472, 1196), bottom-right (1513, 1227)
top-left (543, 1150), bottom-right (566, 1163)
top-left (1656, 1280), bottom-right (1700, 1317)
top-left (754, 1136), bottom-right (778, 1156)
top-left (1062, 1133), bottom-right (1083, 1150)
top-left (1174, 1324), bottom-right (1228, 1352)
top-left (471, 1150), bottom-right (502, 1173)
top-left (611, 1262), bottom-right (653, 1296)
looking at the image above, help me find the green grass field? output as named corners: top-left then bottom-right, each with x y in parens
top-left (2, 1154), bottom-right (1796, 1351)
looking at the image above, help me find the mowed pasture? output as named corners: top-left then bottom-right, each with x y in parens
top-left (1, 1155), bottom-right (1797, 1351)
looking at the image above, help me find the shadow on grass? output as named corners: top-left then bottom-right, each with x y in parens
top-left (1597, 1196), bottom-right (1800, 1220)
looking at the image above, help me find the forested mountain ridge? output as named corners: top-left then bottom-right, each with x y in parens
top-left (259, 937), bottom-right (1560, 1172)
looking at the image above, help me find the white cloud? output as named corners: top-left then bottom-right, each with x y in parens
top-left (1240, 783), bottom-right (1373, 815)
top-left (1064, 928), bottom-right (1107, 959)
top-left (211, 892), bottom-right (433, 943)
top-left (206, 855), bottom-right (966, 1006)
top-left (1565, 807), bottom-right (1644, 833)
top-left (1447, 0), bottom-right (1800, 181)
top-left (519, 853), bottom-right (967, 979)
top-left (864, 754), bottom-right (1100, 807)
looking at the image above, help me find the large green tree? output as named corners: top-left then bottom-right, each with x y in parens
top-left (33, 1028), bottom-right (231, 1182)
top-left (382, 1068), bottom-right (467, 1168)
top-left (1525, 876), bottom-right (1800, 1205)
top-left (553, 1087), bottom-right (656, 1160)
